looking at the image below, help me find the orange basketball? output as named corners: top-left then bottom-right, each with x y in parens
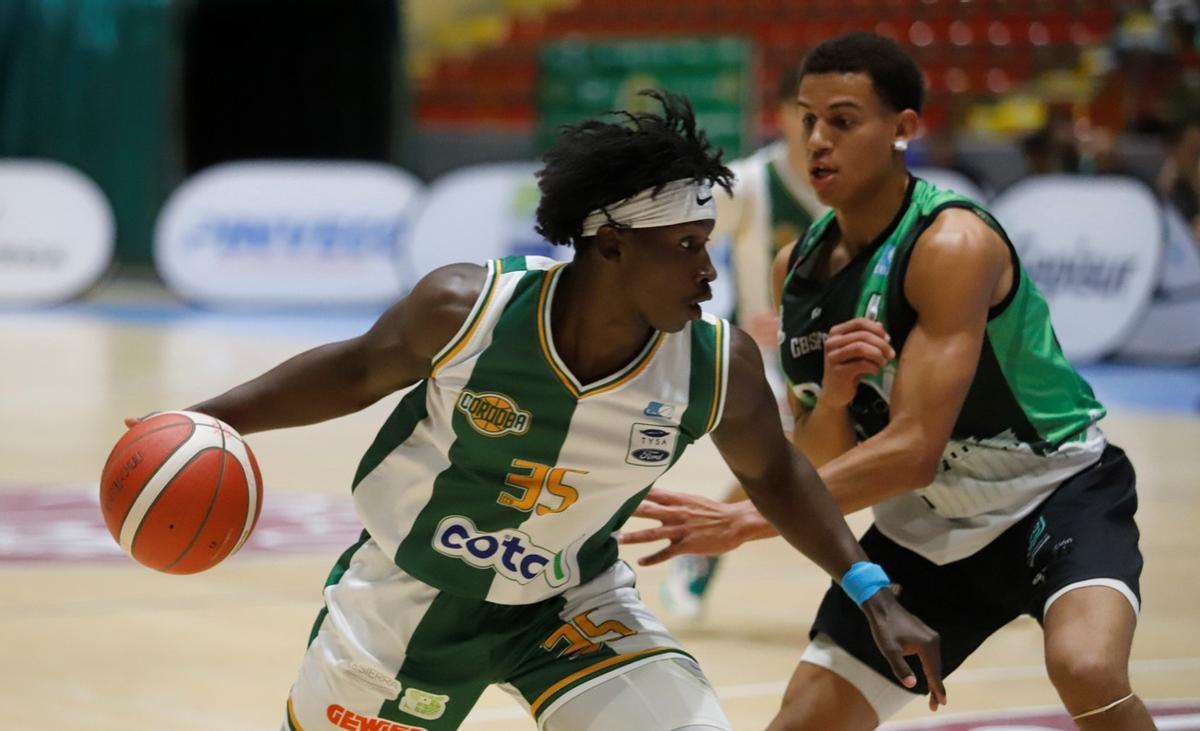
top-left (99, 410), bottom-right (263, 574)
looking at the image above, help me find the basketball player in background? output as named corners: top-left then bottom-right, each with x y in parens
top-left (132, 91), bottom-right (943, 731)
top-left (661, 64), bottom-right (829, 620)
top-left (621, 35), bottom-right (1150, 730)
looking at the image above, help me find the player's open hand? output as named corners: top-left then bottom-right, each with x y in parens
top-left (822, 318), bottom-right (895, 407)
top-left (861, 588), bottom-right (947, 711)
top-left (618, 489), bottom-right (756, 565)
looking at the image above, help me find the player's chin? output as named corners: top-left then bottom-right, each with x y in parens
top-left (655, 310), bottom-right (694, 333)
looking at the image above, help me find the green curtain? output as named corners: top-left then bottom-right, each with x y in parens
top-left (0, 0), bottom-right (175, 265)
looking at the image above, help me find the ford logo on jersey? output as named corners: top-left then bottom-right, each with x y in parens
top-left (626, 422), bottom-right (680, 466)
top-left (432, 515), bottom-right (569, 587)
top-left (631, 448), bottom-right (670, 463)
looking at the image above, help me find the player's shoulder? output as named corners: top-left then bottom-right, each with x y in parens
top-left (917, 207), bottom-right (1008, 264)
top-left (409, 262), bottom-right (489, 317)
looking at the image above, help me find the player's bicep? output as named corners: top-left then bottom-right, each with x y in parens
top-left (885, 318), bottom-right (983, 456)
top-left (711, 328), bottom-right (794, 484)
top-left (887, 218), bottom-right (1008, 456)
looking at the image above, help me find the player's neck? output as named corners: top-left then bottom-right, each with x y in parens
top-left (550, 263), bottom-right (655, 385)
top-left (834, 168), bottom-right (910, 255)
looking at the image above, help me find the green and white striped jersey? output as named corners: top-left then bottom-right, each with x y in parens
top-left (351, 256), bottom-right (731, 604)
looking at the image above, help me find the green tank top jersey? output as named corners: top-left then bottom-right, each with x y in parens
top-left (779, 177), bottom-right (1107, 562)
top-left (351, 256), bottom-right (731, 604)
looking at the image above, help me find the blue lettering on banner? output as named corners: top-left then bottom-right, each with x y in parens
top-left (1018, 240), bottom-right (1137, 297)
top-left (183, 217), bottom-right (404, 257)
top-left (432, 515), bottom-right (569, 587)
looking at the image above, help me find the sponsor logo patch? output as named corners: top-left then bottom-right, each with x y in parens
top-left (340, 661), bottom-right (402, 699)
top-left (398, 687), bottom-right (450, 721)
top-left (643, 401), bottom-right (676, 419)
top-left (326, 704), bottom-right (426, 731)
top-left (432, 515), bottom-right (570, 587)
top-left (456, 390), bottom-right (531, 437)
top-left (626, 423), bottom-right (679, 466)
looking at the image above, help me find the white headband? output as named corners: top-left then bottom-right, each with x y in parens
top-left (580, 178), bottom-right (716, 237)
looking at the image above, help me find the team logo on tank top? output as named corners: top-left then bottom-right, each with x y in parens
top-left (456, 390), bottom-right (531, 437)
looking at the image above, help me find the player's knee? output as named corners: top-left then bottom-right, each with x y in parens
top-left (1046, 650), bottom-right (1130, 707)
top-left (768, 667), bottom-right (877, 731)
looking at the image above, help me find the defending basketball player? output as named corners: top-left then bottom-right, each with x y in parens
top-left (619, 34), bottom-right (1150, 731)
top-left (126, 92), bottom-right (943, 730)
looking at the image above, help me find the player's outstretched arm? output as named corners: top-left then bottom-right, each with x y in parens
top-left (708, 328), bottom-right (862, 575)
top-left (713, 328), bottom-right (944, 705)
top-left (183, 263), bottom-right (486, 435)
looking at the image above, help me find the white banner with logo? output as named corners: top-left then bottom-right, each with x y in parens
top-left (405, 161), bottom-right (736, 319)
top-left (0, 161), bottom-right (114, 305)
top-left (155, 162), bottom-right (423, 306)
top-left (991, 175), bottom-right (1162, 363)
top-left (405, 162), bottom-right (568, 278)
top-left (1118, 204), bottom-right (1200, 361)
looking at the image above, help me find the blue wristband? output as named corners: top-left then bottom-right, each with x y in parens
top-left (841, 561), bottom-right (891, 607)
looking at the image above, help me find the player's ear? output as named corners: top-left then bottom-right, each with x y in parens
top-left (895, 109), bottom-right (920, 150)
top-left (594, 225), bottom-right (626, 261)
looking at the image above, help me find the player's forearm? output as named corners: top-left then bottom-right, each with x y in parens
top-left (818, 426), bottom-right (939, 514)
top-left (733, 425), bottom-right (937, 541)
top-left (187, 340), bottom-right (385, 434)
top-left (793, 397), bottom-right (859, 467)
top-left (739, 451), bottom-right (867, 578)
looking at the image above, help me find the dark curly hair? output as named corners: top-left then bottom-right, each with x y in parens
top-left (534, 90), bottom-right (734, 247)
top-left (801, 32), bottom-right (925, 114)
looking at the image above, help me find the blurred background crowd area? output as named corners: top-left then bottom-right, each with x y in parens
top-left (2, 0), bottom-right (1198, 268)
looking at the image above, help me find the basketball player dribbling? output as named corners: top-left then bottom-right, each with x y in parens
top-left (130, 92), bottom-right (943, 730)
top-left (621, 35), bottom-right (1150, 731)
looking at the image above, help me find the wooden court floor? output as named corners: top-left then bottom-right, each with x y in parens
top-left (2, 280), bottom-right (1198, 731)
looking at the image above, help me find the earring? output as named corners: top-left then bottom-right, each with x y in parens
top-left (893, 139), bottom-right (908, 152)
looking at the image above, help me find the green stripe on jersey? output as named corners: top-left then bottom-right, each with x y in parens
top-left (307, 531), bottom-right (371, 646)
top-left (984, 269), bottom-right (1105, 447)
top-left (498, 255), bottom-right (531, 273)
top-left (678, 318), bottom-right (721, 441)
top-left (394, 269), bottom-right (580, 596)
top-left (351, 382), bottom-right (429, 492)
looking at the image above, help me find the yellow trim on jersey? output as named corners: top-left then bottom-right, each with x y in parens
top-left (704, 318), bottom-right (725, 432)
top-left (286, 696), bottom-right (305, 731)
top-left (528, 646), bottom-right (684, 718)
top-left (580, 334), bottom-right (665, 399)
top-left (431, 259), bottom-right (503, 379)
top-left (536, 263), bottom-right (578, 396)
top-left (537, 264), bottom-right (666, 400)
